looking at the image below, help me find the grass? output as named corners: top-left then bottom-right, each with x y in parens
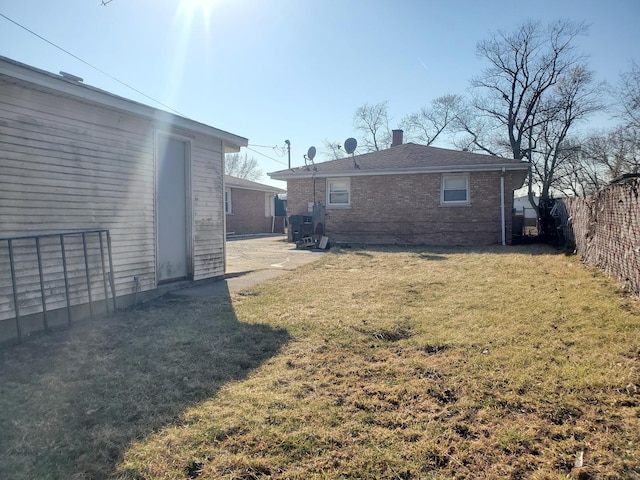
top-left (1, 245), bottom-right (639, 479)
top-left (0, 293), bottom-right (290, 479)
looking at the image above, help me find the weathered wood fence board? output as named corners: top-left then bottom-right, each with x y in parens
top-left (557, 179), bottom-right (640, 296)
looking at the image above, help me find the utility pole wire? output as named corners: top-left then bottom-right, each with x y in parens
top-left (245, 147), bottom-right (288, 166)
top-left (0, 12), bottom-right (187, 118)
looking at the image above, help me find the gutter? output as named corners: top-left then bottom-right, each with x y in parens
top-left (268, 163), bottom-right (529, 181)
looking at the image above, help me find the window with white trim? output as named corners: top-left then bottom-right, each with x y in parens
top-left (441, 175), bottom-right (470, 205)
top-left (327, 178), bottom-right (351, 207)
top-left (224, 187), bottom-right (232, 214)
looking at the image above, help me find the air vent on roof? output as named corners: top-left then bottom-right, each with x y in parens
top-left (59, 71), bottom-right (84, 83)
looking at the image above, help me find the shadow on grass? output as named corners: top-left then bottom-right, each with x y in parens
top-left (0, 283), bottom-right (290, 480)
top-left (224, 270), bottom-right (255, 279)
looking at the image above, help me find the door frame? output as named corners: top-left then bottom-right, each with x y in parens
top-left (154, 130), bottom-right (194, 285)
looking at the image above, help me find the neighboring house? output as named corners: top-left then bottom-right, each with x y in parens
top-left (0, 56), bottom-right (247, 340)
top-left (513, 195), bottom-right (539, 218)
top-left (513, 194), bottom-right (540, 237)
top-left (268, 131), bottom-right (529, 245)
top-left (224, 175), bottom-right (286, 235)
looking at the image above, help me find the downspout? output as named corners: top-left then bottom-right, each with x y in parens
top-left (500, 167), bottom-right (506, 246)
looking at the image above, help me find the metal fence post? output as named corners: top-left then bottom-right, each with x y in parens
top-left (8, 239), bottom-right (22, 342)
top-left (107, 231), bottom-right (117, 312)
top-left (98, 231), bottom-right (110, 315)
top-left (35, 236), bottom-right (49, 331)
top-left (82, 233), bottom-right (94, 321)
top-left (60, 234), bottom-right (72, 325)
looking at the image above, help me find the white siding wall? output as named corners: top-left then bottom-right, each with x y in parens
top-left (191, 137), bottom-right (225, 280)
top-left (0, 80), bottom-right (226, 323)
top-left (0, 81), bottom-right (156, 321)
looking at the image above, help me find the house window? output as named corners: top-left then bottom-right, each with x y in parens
top-left (441, 175), bottom-right (470, 205)
top-left (327, 178), bottom-right (350, 207)
top-left (225, 188), bottom-right (232, 214)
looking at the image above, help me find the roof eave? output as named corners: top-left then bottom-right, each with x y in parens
top-left (512, 169), bottom-right (529, 189)
top-left (226, 183), bottom-right (285, 193)
top-left (269, 163), bottom-right (530, 181)
top-left (0, 56), bottom-right (248, 150)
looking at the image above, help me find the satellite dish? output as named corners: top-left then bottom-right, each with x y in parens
top-left (344, 137), bottom-right (357, 154)
top-left (307, 146), bottom-right (316, 161)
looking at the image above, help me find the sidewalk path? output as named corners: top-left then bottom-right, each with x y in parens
top-left (176, 235), bottom-right (325, 298)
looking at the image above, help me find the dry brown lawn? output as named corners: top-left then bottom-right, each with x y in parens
top-left (1, 245), bottom-right (639, 479)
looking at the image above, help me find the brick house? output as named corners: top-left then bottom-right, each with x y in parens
top-left (268, 132), bottom-right (529, 245)
top-left (224, 175), bottom-right (286, 235)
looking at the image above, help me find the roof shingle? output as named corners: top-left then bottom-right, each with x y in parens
top-left (269, 143), bottom-right (528, 180)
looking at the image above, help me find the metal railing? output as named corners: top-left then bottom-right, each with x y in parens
top-left (1, 229), bottom-right (116, 342)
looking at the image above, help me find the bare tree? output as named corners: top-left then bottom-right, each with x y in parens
top-left (451, 100), bottom-right (505, 155)
top-left (353, 101), bottom-right (391, 152)
top-left (554, 126), bottom-right (640, 196)
top-left (469, 19), bottom-right (589, 161)
top-left (463, 19), bottom-right (607, 243)
top-left (322, 139), bottom-right (344, 160)
top-left (594, 62), bottom-right (640, 182)
top-left (616, 61), bottom-right (640, 130)
top-left (554, 141), bottom-right (608, 197)
top-left (400, 94), bottom-right (464, 146)
top-left (225, 152), bottom-right (263, 181)
top-left (529, 65), bottom-right (604, 200)
top-left (582, 127), bottom-right (640, 178)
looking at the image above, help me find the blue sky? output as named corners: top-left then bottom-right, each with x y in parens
top-left (1, 0), bottom-right (638, 187)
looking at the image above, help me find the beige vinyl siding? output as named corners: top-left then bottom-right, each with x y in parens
top-left (0, 82), bottom-right (156, 321)
top-left (191, 137), bottom-right (225, 280)
top-left (0, 75), bottom-right (230, 325)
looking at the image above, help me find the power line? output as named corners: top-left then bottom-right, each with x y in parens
top-left (248, 143), bottom-right (288, 158)
top-left (248, 143), bottom-right (279, 149)
top-left (0, 12), bottom-right (187, 117)
top-left (246, 146), bottom-right (288, 166)
top-left (1, 11), bottom-right (292, 170)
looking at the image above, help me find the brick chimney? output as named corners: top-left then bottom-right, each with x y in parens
top-left (391, 129), bottom-right (403, 147)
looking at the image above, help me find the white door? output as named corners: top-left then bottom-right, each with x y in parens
top-left (157, 136), bottom-right (189, 282)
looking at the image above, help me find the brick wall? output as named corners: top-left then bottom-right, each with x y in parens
top-left (226, 188), bottom-right (284, 235)
top-left (286, 172), bottom-right (517, 245)
top-left (557, 179), bottom-right (640, 296)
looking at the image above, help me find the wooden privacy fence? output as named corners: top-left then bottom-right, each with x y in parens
top-left (555, 178), bottom-right (640, 297)
top-left (0, 229), bottom-right (116, 342)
